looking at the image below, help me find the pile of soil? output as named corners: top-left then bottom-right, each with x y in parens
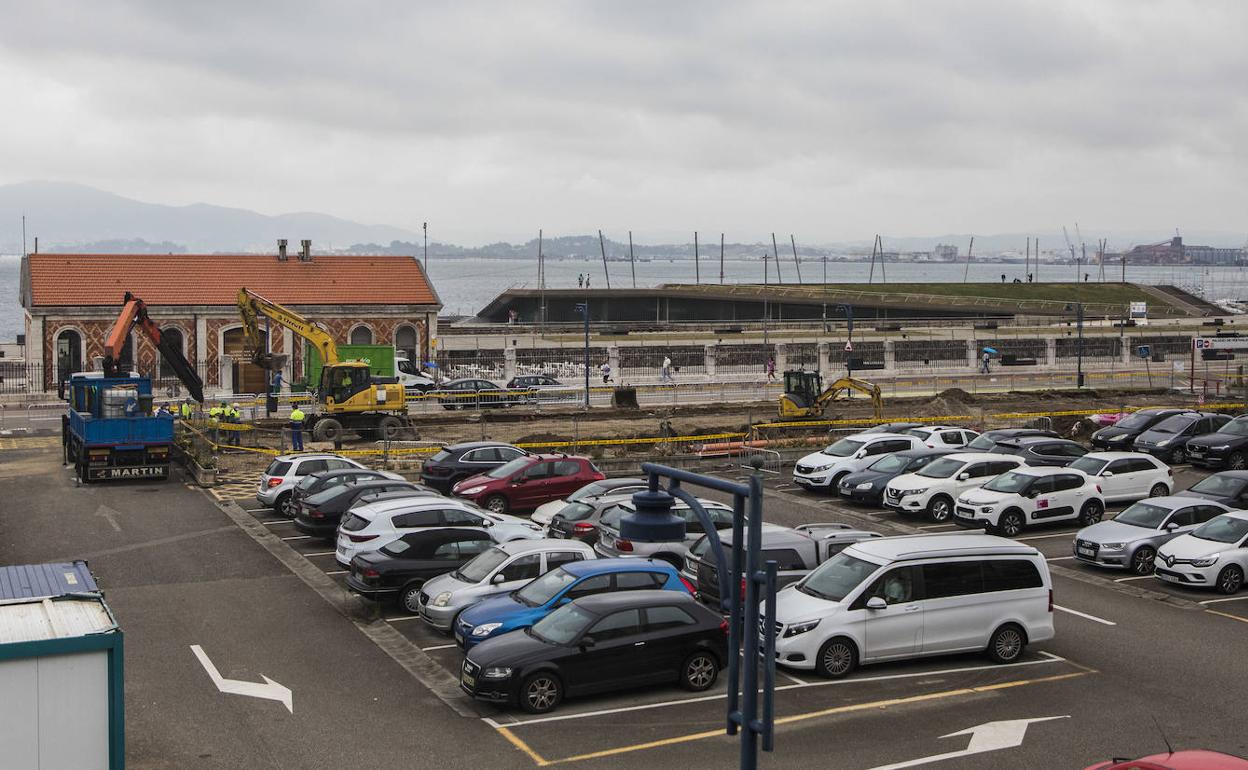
top-left (913, 388), bottom-right (976, 418)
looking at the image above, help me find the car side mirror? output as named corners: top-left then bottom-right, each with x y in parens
top-left (1102, 471), bottom-right (1114, 477)
top-left (957, 473), bottom-right (969, 481)
top-left (1164, 522), bottom-right (1179, 532)
top-left (557, 596), bottom-right (572, 606)
top-left (865, 597), bottom-right (888, 610)
top-left (1025, 489), bottom-right (1039, 498)
top-left (579, 637), bottom-right (596, 650)
top-left (855, 451), bottom-right (866, 459)
top-left (491, 572), bottom-right (507, 584)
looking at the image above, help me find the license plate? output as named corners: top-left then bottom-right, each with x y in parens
top-left (602, 535), bottom-right (614, 547)
top-left (1077, 546), bottom-right (1095, 557)
top-left (955, 510), bottom-right (972, 518)
top-left (337, 546), bottom-right (348, 557)
top-left (455, 631), bottom-right (464, 644)
top-left (461, 671), bottom-right (475, 688)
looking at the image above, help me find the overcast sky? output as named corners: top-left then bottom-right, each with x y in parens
top-left (1, 1), bottom-right (1245, 245)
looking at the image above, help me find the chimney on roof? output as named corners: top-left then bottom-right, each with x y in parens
top-left (299, 239), bottom-right (312, 261)
top-left (277, 239), bottom-right (288, 261)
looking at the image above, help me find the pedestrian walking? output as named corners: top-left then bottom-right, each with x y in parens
top-left (577, 274), bottom-right (584, 288)
top-left (980, 350), bottom-right (992, 374)
top-left (766, 356), bottom-right (776, 382)
top-left (660, 355), bottom-right (673, 383)
top-left (600, 359), bottom-right (612, 384)
top-left (585, 274), bottom-right (591, 288)
top-left (289, 406), bottom-right (306, 451)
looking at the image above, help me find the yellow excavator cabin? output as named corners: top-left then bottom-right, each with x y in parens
top-left (778, 370), bottom-right (883, 420)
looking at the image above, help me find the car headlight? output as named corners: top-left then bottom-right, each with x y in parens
top-left (1156, 439), bottom-right (1171, 447)
top-left (432, 592), bottom-right (452, 607)
top-left (482, 666), bottom-right (513, 679)
top-left (1100, 543), bottom-right (1125, 551)
top-left (782, 619), bottom-right (820, 638)
top-left (814, 463), bottom-right (836, 472)
top-left (855, 482), bottom-right (874, 490)
top-left (1211, 445), bottom-right (1231, 451)
top-left (1109, 434), bottom-right (1129, 442)
top-left (899, 488), bottom-right (927, 497)
top-left (1191, 555), bottom-right (1220, 568)
top-left (459, 485), bottom-right (487, 496)
top-left (471, 622), bottom-right (502, 637)
top-left (980, 506), bottom-right (995, 514)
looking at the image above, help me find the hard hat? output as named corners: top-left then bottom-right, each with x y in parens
top-left (232, 402), bottom-right (240, 407)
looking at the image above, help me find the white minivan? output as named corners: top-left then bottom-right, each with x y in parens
top-left (766, 533), bottom-right (1054, 678)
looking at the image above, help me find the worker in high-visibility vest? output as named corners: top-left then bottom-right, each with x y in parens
top-left (209, 403), bottom-right (223, 421)
top-left (229, 402), bottom-right (243, 423)
top-left (289, 406), bottom-right (306, 451)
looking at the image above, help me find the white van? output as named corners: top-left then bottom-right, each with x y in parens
top-left (766, 533), bottom-right (1054, 678)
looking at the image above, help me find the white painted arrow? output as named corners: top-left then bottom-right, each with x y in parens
top-left (866, 716), bottom-right (1068, 770)
top-left (190, 645), bottom-right (293, 713)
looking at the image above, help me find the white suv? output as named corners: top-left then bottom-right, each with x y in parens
top-left (767, 533), bottom-right (1054, 678)
top-left (954, 466), bottom-right (1105, 537)
top-left (257, 453), bottom-right (367, 515)
top-left (1065, 451), bottom-right (1172, 503)
top-left (883, 453), bottom-right (1025, 523)
top-left (794, 433), bottom-right (921, 492)
top-left (904, 425), bottom-right (980, 449)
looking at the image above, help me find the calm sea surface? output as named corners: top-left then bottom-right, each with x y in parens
top-left (2, 253), bottom-right (1246, 341)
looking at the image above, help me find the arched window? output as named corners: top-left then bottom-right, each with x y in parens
top-left (158, 327), bottom-right (185, 380)
top-left (395, 324), bottom-right (418, 362)
top-left (55, 329), bottom-right (83, 383)
top-left (349, 325), bottom-right (374, 345)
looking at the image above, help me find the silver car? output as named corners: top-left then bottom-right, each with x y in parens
top-left (257, 453), bottom-right (368, 514)
top-left (415, 539), bottom-right (595, 628)
top-left (593, 498), bottom-right (736, 568)
top-left (529, 477), bottom-right (648, 527)
top-left (1073, 495), bottom-right (1230, 574)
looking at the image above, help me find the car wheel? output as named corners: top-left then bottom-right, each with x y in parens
top-left (1216, 565), bottom-right (1244, 595)
top-left (484, 494), bottom-right (509, 514)
top-left (1079, 499), bottom-right (1105, 527)
top-left (815, 637), bottom-right (858, 679)
top-left (1168, 447), bottom-right (1185, 465)
top-left (927, 495), bottom-right (953, 523)
top-left (996, 509), bottom-right (1025, 538)
top-left (986, 623), bottom-right (1027, 664)
top-left (520, 672), bottom-right (563, 714)
top-left (680, 651), bottom-right (720, 691)
top-left (275, 492), bottom-right (292, 517)
top-left (1229, 452), bottom-right (1247, 471)
top-left (1129, 546), bottom-right (1156, 575)
top-left (400, 583), bottom-right (424, 614)
top-left (312, 418), bottom-right (343, 443)
top-left (1148, 483), bottom-right (1169, 498)
top-left (378, 415), bottom-right (404, 441)
top-left (830, 472), bottom-right (849, 495)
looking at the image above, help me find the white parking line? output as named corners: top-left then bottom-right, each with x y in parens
top-left (918, 524), bottom-right (958, 530)
top-left (1047, 556), bottom-right (1076, 562)
top-left (1054, 605), bottom-right (1116, 626)
top-left (1016, 533), bottom-right (1077, 541)
top-left (421, 643), bottom-right (458, 651)
top-left (778, 670), bottom-right (808, 686)
top-left (280, 535), bottom-right (312, 541)
top-left (1200, 596), bottom-right (1248, 605)
top-left (324, 570), bottom-right (347, 575)
top-left (1113, 575), bottom-right (1153, 583)
top-left (384, 615), bottom-right (424, 622)
top-left (304, 551), bottom-right (337, 557)
top-left (263, 519), bottom-right (294, 526)
top-left (483, 651), bottom-right (1069, 728)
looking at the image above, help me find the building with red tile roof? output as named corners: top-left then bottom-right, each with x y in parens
top-left (19, 247), bottom-right (441, 394)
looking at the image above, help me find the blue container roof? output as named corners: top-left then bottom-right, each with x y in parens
top-left (0, 561), bottom-right (99, 601)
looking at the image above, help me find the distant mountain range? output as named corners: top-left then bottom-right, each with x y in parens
top-left (1, 180), bottom-right (1244, 257)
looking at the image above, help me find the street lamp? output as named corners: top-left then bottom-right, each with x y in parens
top-left (422, 222), bottom-right (428, 273)
top-left (836, 303), bottom-right (854, 378)
top-left (576, 302), bottom-right (590, 409)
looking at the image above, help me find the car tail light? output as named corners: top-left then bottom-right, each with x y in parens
top-left (267, 478), bottom-right (283, 488)
top-left (720, 619), bottom-right (729, 635)
top-left (309, 510), bottom-right (324, 519)
top-left (1048, 589), bottom-right (1054, 613)
top-left (362, 567), bottom-right (380, 578)
top-left (679, 576), bottom-right (696, 595)
top-left (347, 533), bottom-right (378, 543)
top-left (740, 577), bottom-right (747, 600)
top-left (573, 522), bottom-right (595, 534)
top-left (615, 538), bottom-right (633, 552)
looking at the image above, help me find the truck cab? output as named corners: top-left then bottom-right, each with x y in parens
top-left (63, 372), bottom-right (174, 482)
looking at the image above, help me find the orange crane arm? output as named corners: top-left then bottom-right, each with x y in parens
top-left (103, 292), bottom-right (205, 402)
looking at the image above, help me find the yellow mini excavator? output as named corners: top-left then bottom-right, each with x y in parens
top-left (237, 288), bottom-right (408, 441)
top-left (777, 370), bottom-right (883, 420)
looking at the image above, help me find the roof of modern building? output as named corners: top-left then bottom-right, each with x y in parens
top-left (22, 252), bottom-right (439, 307)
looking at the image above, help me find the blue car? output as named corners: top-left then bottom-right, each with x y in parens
top-left (455, 558), bottom-right (691, 649)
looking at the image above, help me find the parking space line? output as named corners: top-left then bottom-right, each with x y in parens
top-left (1016, 533), bottom-right (1076, 541)
top-left (304, 551), bottom-right (336, 557)
top-left (384, 615), bottom-right (423, 622)
top-left (918, 524), bottom-right (957, 530)
top-left (778, 670), bottom-right (808, 686)
top-left (1199, 596), bottom-right (1248, 605)
top-left (502, 668), bottom-right (1091, 766)
top-left (1113, 575), bottom-right (1152, 583)
top-left (492, 652), bottom-right (1069, 729)
top-left (280, 535), bottom-right (312, 541)
top-left (1047, 556), bottom-right (1076, 562)
top-left (262, 519), bottom-right (294, 526)
top-left (421, 643), bottom-right (458, 651)
top-left (1207, 610), bottom-right (1248, 625)
top-left (325, 570), bottom-right (347, 575)
top-left (1054, 605), bottom-right (1116, 626)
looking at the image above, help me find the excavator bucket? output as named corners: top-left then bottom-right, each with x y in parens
top-left (251, 352), bottom-right (289, 372)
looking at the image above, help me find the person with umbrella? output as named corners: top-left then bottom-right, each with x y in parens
top-left (981, 347), bottom-right (998, 374)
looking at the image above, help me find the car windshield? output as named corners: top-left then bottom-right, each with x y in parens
top-left (916, 457), bottom-right (964, 479)
top-left (454, 546), bottom-right (511, 583)
top-left (1188, 475), bottom-right (1246, 496)
top-left (296, 475), bottom-right (322, 490)
top-left (487, 457), bottom-right (532, 479)
top-left (340, 513), bottom-right (370, 532)
top-left (516, 567), bottom-right (578, 606)
top-left (379, 538), bottom-right (410, 557)
top-left (1192, 516), bottom-right (1248, 544)
top-left (599, 505), bottom-right (628, 529)
top-left (798, 553), bottom-right (879, 602)
top-left (965, 434), bottom-right (1000, 451)
top-left (822, 438), bottom-right (865, 457)
top-left (558, 502), bottom-right (597, 522)
top-left (1069, 457), bottom-right (1108, 476)
top-left (1114, 502), bottom-right (1172, 529)
top-left (1115, 412), bottom-right (1161, 430)
top-left (428, 450), bottom-right (451, 463)
top-left (689, 535), bottom-right (712, 558)
top-left (867, 454), bottom-right (909, 473)
top-left (568, 481), bottom-right (609, 502)
top-left (982, 471), bottom-right (1035, 494)
top-left (530, 604), bottom-right (596, 645)
top-left (1215, 419), bottom-right (1248, 437)
top-left (1150, 415), bottom-right (1195, 435)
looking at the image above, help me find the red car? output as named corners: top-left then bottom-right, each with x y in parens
top-left (1085, 750), bottom-right (1248, 770)
top-left (451, 454), bottom-right (605, 514)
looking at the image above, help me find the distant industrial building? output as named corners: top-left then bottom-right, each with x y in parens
top-left (1110, 236), bottom-right (1245, 266)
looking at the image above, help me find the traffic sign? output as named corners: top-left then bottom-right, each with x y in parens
top-left (844, 341), bottom-right (853, 352)
top-left (1194, 336), bottom-right (1248, 351)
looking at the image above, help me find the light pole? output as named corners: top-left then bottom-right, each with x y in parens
top-left (576, 302), bottom-right (590, 409)
top-left (422, 222), bottom-right (428, 274)
top-left (837, 304), bottom-right (854, 378)
top-left (763, 253), bottom-right (770, 346)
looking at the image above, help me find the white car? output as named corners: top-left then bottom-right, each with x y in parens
top-left (1073, 496), bottom-right (1230, 574)
top-left (1066, 452), bottom-right (1172, 503)
top-left (767, 533), bottom-right (1054, 678)
top-left (903, 425), bottom-right (980, 450)
top-left (1154, 510), bottom-right (1248, 594)
top-left (883, 453), bottom-right (1025, 523)
top-left (336, 497), bottom-right (543, 567)
top-left (257, 453), bottom-right (368, 515)
top-left (954, 466), bottom-right (1105, 537)
top-left (794, 433), bottom-right (922, 492)
top-left (529, 477), bottom-right (648, 527)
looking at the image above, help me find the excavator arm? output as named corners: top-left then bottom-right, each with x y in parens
top-left (236, 288), bottom-right (339, 370)
top-left (814, 377), bottom-right (883, 419)
top-left (104, 292), bottom-right (205, 402)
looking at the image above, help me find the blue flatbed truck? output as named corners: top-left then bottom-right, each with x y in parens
top-left (61, 292), bottom-right (205, 483)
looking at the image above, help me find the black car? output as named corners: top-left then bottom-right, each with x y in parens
top-left (1090, 408), bottom-right (1187, 450)
top-left (1133, 411), bottom-right (1232, 464)
top-left (346, 528), bottom-right (497, 606)
top-left (434, 378), bottom-right (510, 410)
top-left (988, 436), bottom-right (1088, 466)
top-left (1186, 416), bottom-right (1248, 470)
top-left (293, 479), bottom-right (437, 539)
top-left (1178, 471), bottom-right (1248, 507)
top-left (964, 428), bottom-right (1058, 453)
top-left (288, 468), bottom-right (401, 514)
top-left (461, 590), bottom-right (726, 714)
top-left (506, 374), bottom-right (568, 405)
top-left (837, 448), bottom-right (959, 505)
top-left (420, 441), bottom-right (528, 493)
